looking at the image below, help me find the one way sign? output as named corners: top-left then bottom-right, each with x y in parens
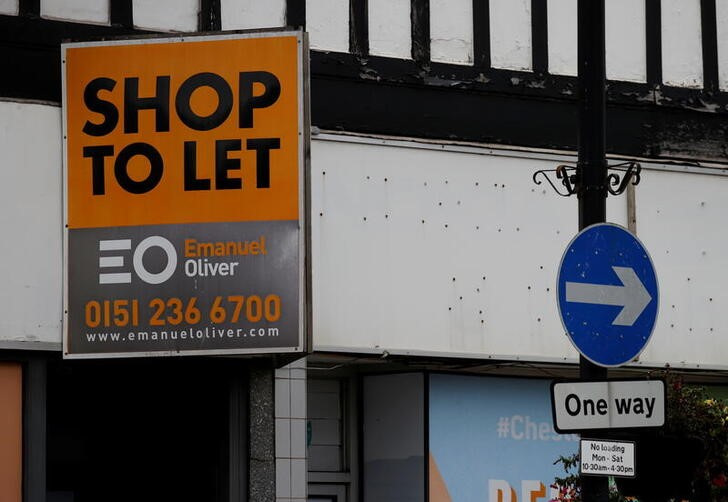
top-left (557, 223), bottom-right (659, 367)
top-left (551, 380), bottom-right (665, 432)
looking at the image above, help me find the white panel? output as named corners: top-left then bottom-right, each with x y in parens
top-left (0, 102), bottom-right (62, 345)
top-left (430, 0), bottom-right (473, 65)
top-left (547, 0), bottom-right (577, 76)
top-left (369, 0), bottom-right (411, 59)
top-left (313, 135), bottom-right (728, 369)
top-left (661, 0), bottom-right (703, 88)
top-left (307, 0), bottom-right (350, 53)
top-left (490, 0), bottom-right (531, 71)
top-left (221, 0), bottom-right (285, 30)
top-left (0, 0), bottom-right (19, 15)
top-left (41, 0), bottom-right (108, 24)
top-left (636, 168), bottom-right (728, 369)
top-left (133, 0), bottom-right (198, 32)
top-left (717, 0), bottom-right (728, 90)
top-left (605, 0), bottom-right (646, 82)
top-left (312, 137), bottom-right (589, 361)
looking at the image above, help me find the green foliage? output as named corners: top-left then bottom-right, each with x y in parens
top-left (662, 373), bottom-right (728, 501)
top-left (551, 453), bottom-right (625, 502)
top-left (551, 453), bottom-right (581, 502)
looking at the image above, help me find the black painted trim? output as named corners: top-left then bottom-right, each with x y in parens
top-left (23, 358), bottom-right (47, 502)
top-left (531, 0), bottom-right (548, 74)
top-left (199, 0), bottom-right (221, 31)
top-left (423, 372), bottom-right (430, 502)
top-left (19, 0), bottom-right (39, 17)
top-left (700, 0), bottom-right (719, 93)
top-left (411, 0), bottom-right (430, 64)
top-left (110, 0), bottom-right (133, 28)
top-left (311, 51), bottom-right (728, 160)
top-left (228, 369), bottom-right (248, 502)
top-left (472, 0), bottom-right (490, 68)
top-left (350, 0), bottom-right (369, 56)
top-left (646, 0), bottom-right (662, 85)
top-left (286, 0), bottom-right (305, 29)
top-left (356, 374), bottom-right (365, 502)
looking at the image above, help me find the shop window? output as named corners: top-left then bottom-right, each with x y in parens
top-left (362, 373), bottom-right (425, 502)
top-left (308, 379), bottom-right (344, 471)
top-left (308, 377), bottom-right (353, 502)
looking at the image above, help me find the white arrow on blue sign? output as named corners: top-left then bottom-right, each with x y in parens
top-left (557, 223), bottom-right (659, 367)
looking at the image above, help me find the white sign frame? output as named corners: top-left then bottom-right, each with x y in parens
top-left (62, 30), bottom-right (311, 358)
top-left (551, 380), bottom-right (665, 432)
top-left (580, 439), bottom-right (636, 478)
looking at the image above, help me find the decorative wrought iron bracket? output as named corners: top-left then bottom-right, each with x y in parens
top-left (532, 165), bottom-right (578, 197)
top-left (532, 161), bottom-right (641, 197)
top-left (606, 161), bottom-right (642, 195)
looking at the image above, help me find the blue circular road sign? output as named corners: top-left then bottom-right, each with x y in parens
top-left (557, 223), bottom-right (659, 367)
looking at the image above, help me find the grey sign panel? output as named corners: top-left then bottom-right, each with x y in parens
top-left (67, 221), bottom-right (300, 356)
top-left (551, 380), bottom-right (665, 432)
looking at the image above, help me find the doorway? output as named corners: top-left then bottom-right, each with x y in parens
top-left (46, 358), bottom-right (247, 502)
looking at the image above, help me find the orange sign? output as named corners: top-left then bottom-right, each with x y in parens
top-left (64, 33), bottom-right (303, 229)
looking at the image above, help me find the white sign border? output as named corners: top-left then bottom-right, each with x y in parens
top-left (550, 379), bottom-right (666, 433)
top-left (555, 222), bottom-right (660, 368)
top-left (579, 438), bottom-right (636, 478)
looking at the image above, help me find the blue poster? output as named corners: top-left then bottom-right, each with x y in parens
top-left (429, 374), bottom-right (578, 502)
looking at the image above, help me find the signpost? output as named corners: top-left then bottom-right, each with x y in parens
top-left (557, 223), bottom-right (658, 367)
top-left (62, 31), bottom-right (309, 358)
top-left (553, 222), bottom-right (662, 490)
top-left (551, 380), bottom-right (665, 432)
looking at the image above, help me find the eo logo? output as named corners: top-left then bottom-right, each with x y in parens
top-left (98, 236), bottom-right (177, 284)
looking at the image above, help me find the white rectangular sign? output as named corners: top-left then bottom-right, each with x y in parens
top-left (580, 439), bottom-right (636, 478)
top-left (551, 380), bottom-right (665, 432)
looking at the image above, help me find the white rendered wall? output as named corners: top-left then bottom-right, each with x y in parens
top-left (490, 0), bottom-right (531, 71)
top-left (0, 101), bottom-right (62, 347)
top-left (133, 0), bottom-right (199, 32)
top-left (548, 0), bottom-right (646, 81)
top-left (221, 0), bottom-right (285, 30)
top-left (0, 0), bottom-right (18, 15)
top-left (717, 0), bottom-right (728, 91)
top-left (605, 0), bottom-right (646, 83)
top-left (307, 0), bottom-right (350, 53)
top-left (661, 0), bottom-right (703, 88)
top-left (369, 0), bottom-right (411, 59)
top-left (41, 0), bottom-right (109, 24)
top-left (430, 0), bottom-right (473, 65)
top-left (547, 0), bottom-right (576, 77)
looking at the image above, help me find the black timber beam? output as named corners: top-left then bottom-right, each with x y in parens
top-left (0, 15), bottom-right (148, 102)
top-left (1, 14), bottom-right (727, 162)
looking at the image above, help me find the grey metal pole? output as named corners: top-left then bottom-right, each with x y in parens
top-left (577, 0), bottom-right (609, 501)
